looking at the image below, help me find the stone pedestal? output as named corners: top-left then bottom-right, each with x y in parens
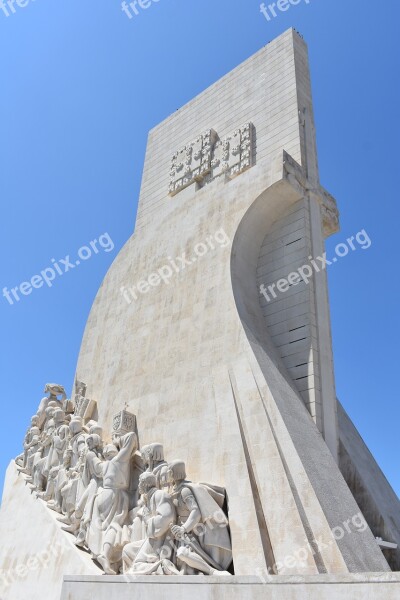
top-left (61, 574), bottom-right (400, 600)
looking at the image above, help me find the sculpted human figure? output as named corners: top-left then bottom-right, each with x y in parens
top-left (123, 442), bottom-right (170, 550)
top-left (40, 465), bottom-right (60, 502)
top-left (122, 472), bottom-right (178, 575)
top-left (167, 460), bottom-right (232, 576)
top-left (60, 448), bottom-right (88, 533)
top-left (36, 409), bottom-right (69, 501)
top-left (142, 443), bottom-right (169, 489)
top-left (30, 406), bottom-right (58, 491)
top-left (67, 416), bottom-right (87, 468)
top-left (36, 384), bottom-right (67, 430)
top-left (47, 452), bottom-right (72, 514)
top-left (15, 415), bottom-right (40, 471)
top-left (74, 381), bottom-right (87, 415)
top-left (52, 415), bottom-right (87, 530)
top-left (59, 467), bottom-right (82, 526)
top-left (41, 405), bottom-right (57, 455)
top-left (45, 409), bottom-right (70, 474)
top-left (86, 431), bottom-right (138, 574)
top-left (21, 427), bottom-right (41, 476)
top-left (74, 434), bottom-right (104, 548)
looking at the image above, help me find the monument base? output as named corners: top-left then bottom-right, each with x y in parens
top-left (0, 463), bottom-right (102, 600)
top-left (61, 573), bottom-right (400, 600)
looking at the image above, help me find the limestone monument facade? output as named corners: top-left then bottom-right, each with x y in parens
top-left (1, 28), bottom-right (400, 600)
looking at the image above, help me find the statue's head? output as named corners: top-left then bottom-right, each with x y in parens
top-left (87, 421), bottom-right (103, 438)
top-left (69, 417), bottom-right (83, 435)
top-left (31, 415), bottom-right (39, 427)
top-left (87, 434), bottom-right (102, 451)
top-left (54, 409), bottom-right (65, 424)
top-left (167, 460), bottom-right (186, 484)
top-left (103, 444), bottom-right (118, 460)
top-left (138, 472), bottom-right (157, 495)
top-left (45, 407), bottom-right (55, 419)
top-left (142, 443), bottom-right (165, 466)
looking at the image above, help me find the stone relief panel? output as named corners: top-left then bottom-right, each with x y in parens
top-left (211, 123), bottom-right (252, 180)
top-left (169, 129), bottom-right (217, 196)
top-left (169, 123), bottom-right (254, 196)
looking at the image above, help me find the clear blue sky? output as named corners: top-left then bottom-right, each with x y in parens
top-left (1, 0), bottom-right (399, 498)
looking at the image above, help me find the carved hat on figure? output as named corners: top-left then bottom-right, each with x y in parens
top-left (138, 471), bottom-right (157, 494)
top-left (141, 443), bottom-right (165, 463)
top-left (69, 416), bottom-right (84, 435)
top-left (53, 409), bottom-right (66, 424)
top-left (87, 434), bottom-right (102, 451)
top-left (167, 460), bottom-right (186, 482)
top-left (87, 420), bottom-right (103, 438)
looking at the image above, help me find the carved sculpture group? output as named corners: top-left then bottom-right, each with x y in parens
top-left (15, 383), bottom-right (233, 577)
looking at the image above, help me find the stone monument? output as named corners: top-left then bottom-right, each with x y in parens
top-left (1, 28), bottom-right (400, 600)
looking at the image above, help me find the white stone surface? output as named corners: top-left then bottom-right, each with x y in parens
top-left (0, 463), bottom-right (101, 600)
top-left (61, 573), bottom-right (400, 600)
top-left (338, 401), bottom-right (400, 570)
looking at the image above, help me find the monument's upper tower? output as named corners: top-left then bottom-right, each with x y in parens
top-left (79, 28), bottom-right (339, 460)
